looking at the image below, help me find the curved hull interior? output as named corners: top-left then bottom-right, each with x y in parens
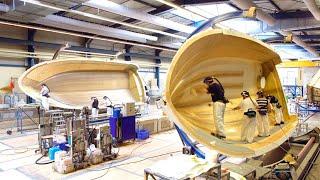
top-left (166, 29), bottom-right (297, 158)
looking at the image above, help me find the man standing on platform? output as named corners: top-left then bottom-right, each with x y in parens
top-left (203, 76), bottom-right (228, 139)
top-left (256, 91), bottom-right (271, 137)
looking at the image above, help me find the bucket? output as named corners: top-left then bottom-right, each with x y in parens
top-left (49, 146), bottom-right (61, 160)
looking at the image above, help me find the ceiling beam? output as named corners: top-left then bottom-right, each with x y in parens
top-left (174, 0), bottom-right (228, 5)
top-left (133, 0), bottom-right (158, 8)
top-left (263, 17), bottom-right (320, 32)
top-left (110, 4), bottom-right (171, 28)
top-left (0, 36), bottom-right (173, 60)
top-left (34, 15), bottom-right (158, 43)
top-left (0, 19), bottom-right (177, 52)
top-left (267, 0), bottom-right (281, 12)
top-left (110, 0), bottom-right (227, 29)
top-left (84, 0), bottom-right (195, 33)
top-left (271, 10), bottom-right (313, 19)
top-left (298, 35), bottom-right (320, 40)
top-left (54, 4), bottom-right (82, 16)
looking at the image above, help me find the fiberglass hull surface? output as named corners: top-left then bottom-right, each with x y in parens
top-left (165, 29), bottom-right (297, 158)
top-left (18, 60), bottom-right (145, 109)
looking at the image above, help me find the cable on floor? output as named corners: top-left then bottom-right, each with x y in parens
top-left (35, 154), bottom-right (54, 165)
top-left (89, 150), bottom-right (181, 180)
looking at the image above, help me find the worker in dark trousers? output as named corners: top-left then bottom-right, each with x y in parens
top-left (203, 76), bottom-right (228, 139)
top-left (91, 97), bottom-right (99, 120)
top-left (256, 91), bottom-right (271, 137)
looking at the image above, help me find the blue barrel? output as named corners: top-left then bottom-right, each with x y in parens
top-left (49, 146), bottom-right (61, 160)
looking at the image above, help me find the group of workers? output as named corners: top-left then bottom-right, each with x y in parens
top-left (204, 76), bottom-right (285, 143)
top-left (40, 84), bottom-right (112, 118)
top-left (41, 76), bottom-right (285, 144)
top-left (90, 96), bottom-right (113, 118)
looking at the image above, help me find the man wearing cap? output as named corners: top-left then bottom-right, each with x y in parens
top-left (203, 76), bottom-right (228, 139)
top-left (256, 91), bottom-right (271, 137)
top-left (233, 91), bottom-right (259, 143)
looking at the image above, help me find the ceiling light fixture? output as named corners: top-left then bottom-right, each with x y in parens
top-left (0, 20), bottom-right (177, 52)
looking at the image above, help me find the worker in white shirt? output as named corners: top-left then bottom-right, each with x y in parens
top-left (267, 95), bottom-right (284, 125)
top-left (233, 91), bottom-right (259, 143)
top-left (40, 84), bottom-right (50, 111)
top-left (103, 96), bottom-right (113, 116)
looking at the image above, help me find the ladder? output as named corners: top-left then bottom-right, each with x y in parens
top-left (49, 110), bottom-right (66, 134)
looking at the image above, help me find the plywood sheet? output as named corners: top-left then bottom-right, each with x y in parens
top-left (165, 29), bottom-right (297, 158)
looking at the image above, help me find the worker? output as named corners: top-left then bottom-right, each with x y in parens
top-left (233, 91), bottom-right (258, 143)
top-left (91, 97), bottom-right (99, 119)
top-left (103, 96), bottom-right (113, 116)
top-left (267, 95), bottom-right (284, 125)
top-left (256, 91), bottom-right (271, 137)
top-left (40, 83), bottom-right (50, 111)
top-left (203, 76), bottom-right (228, 139)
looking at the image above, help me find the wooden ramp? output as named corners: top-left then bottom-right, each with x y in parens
top-left (165, 29), bottom-right (297, 158)
top-left (18, 60), bottom-right (145, 109)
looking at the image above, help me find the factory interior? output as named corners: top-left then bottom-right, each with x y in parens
top-left (2, 0), bottom-right (320, 179)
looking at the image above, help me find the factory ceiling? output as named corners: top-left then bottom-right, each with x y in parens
top-left (0, 0), bottom-right (319, 59)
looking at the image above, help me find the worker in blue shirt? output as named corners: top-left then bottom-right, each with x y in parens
top-left (203, 76), bottom-right (228, 139)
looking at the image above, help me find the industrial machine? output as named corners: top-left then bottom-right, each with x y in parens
top-left (109, 105), bottom-right (136, 143)
top-left (33, 107), bottom-right (117, 174)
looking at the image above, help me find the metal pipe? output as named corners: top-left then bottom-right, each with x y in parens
top-left (0, 20), bottom-right (177, 52)
top-left (230, 0), bottom-right (319, 57)
top-left (303, 0), bottom-right (320, 21)
top-left (230, 0), bottom-right (276, 25)
top-left (296, 136), bottom-right (315, 166)
top-left (34, 15), bottom-right (158, 43)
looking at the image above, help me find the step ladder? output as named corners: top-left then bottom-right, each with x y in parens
top-left (48, 110), bottom-right (66, 135)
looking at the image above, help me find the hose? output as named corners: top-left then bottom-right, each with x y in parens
top-left (35, 154), bottom-right (54, 165)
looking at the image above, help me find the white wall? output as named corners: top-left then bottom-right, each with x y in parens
top-left (0, 66), bottom-right (25, 93)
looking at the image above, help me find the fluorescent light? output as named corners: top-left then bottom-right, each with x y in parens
top-left (0, 20), bottom-right (177, 52)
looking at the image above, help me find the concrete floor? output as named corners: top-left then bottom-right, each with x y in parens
top-left (0, 129), bottom-right (182, 180)
top-left (0, 112), bottom-right (320, 179)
